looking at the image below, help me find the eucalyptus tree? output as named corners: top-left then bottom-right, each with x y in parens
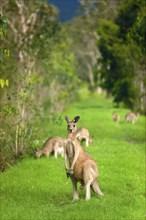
top-left (0, 0), bottom-right (80, 169)
top-left (0, 0), bottom-right (59, 163)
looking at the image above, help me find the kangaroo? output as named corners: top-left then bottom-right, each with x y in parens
top-left (76, 128), bottom-right (93, 147)
top-left (64, 116), bottom-right (104, 201)
top-left (112, 112), bottom-right (120, 122)
top-left (125, 112), bottom-right (139, 124)
top-left (35, 136), bottom-right (64, 158)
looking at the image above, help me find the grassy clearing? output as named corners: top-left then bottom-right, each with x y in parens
top-left (0, 94), bottom-right (145, 220)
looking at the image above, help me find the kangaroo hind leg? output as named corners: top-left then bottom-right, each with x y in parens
top-left (70, 175), bottom-right (79, 201)
top-left (84, 166), bottom-right (94, 201)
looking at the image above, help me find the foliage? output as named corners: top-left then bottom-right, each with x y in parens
top-left (0, 0), bottom-right (79, 170)
top-left (115, 0), bottom-right (146, 112)
top-left (0, 15), bottom-right (9, 61)
top-left (0, 14), bottom-right (10, 88)
top-left (97, 19), bottom-right (140, 109)
top-left (79, 0), bottom-right (123, 21)
top-left (129, 7), bottom-right (146, 54)
top-left (63, 0), bottom-right (145, 112)
top-left (97, 0), bottom-right (145, 111)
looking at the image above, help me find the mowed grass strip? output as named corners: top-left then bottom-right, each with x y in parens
top-left (1, 95), bottom-right (145, 220)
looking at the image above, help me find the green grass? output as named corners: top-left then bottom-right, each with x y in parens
top-left (0, 94), bottom-right (145, 220)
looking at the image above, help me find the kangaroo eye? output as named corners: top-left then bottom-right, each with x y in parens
top-left (73, 125), bottom-right (75, 127)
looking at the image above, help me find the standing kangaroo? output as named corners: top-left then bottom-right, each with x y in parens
top-left (125, 112), bottom-right (139, 124)
top-left (64, 116), bottom-right (104, 201)
top-left (35, 136), bottom-right (64, 158)
top-left (76, 128), bottom-right (93, 147)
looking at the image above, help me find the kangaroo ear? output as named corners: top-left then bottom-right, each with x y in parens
top-left (65, 116), bottom-right (69, 123)
top-left (73, 116), bottom-right (80, 123)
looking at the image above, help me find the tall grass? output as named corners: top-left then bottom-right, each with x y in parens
top-left (0, 94), bottom-right (145, 220)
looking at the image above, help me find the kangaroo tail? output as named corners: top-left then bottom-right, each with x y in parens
top-left (91, 179), bottom-right (104, 196)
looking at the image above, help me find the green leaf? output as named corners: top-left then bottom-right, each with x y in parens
top-left (5, 79), bottom-right (9, 87)
top-left (0, 79), bottom-right (5, 88)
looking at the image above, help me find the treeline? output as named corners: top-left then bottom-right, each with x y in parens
top-left (66, 0), bottom-right (145, 112)
top-left (0, 0), bottom-right (79, 170)
top-left (0, 0), bottom-right (145, 170)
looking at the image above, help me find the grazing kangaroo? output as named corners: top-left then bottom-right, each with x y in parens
top-left (35, 136), bottom-right (64, 158)
top-left (76, 128), bottom-right (93, 147)
top-left (125, 112), bottom-right (139, 124)
top-left (64, 116), bottom-right (104, 201)
top-left (112, 112), bottom-right (120, 122)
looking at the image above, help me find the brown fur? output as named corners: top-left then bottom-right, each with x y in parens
top-left (35, 136), bottom-right (64, 158)
top-left (112, 112), bottom-right (120, 122)
top-left (64, 116), bottom-right (104, 201)
top-left (125, 112), bottom-right (139, 124)
top-left (76, 128), bottom-right (93, 146)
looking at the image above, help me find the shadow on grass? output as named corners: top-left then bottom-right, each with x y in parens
top-left (74, 104), bottom-right (112, 110)
top-left (125, 136), bottom-right (145, 145)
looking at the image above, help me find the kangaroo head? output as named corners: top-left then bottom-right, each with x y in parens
top-left (34, 149), bottom-right (42, 158)
top-left (65, 116), bottom-right (80, 133)
top-left (35, 150), bottom-right (40, 158)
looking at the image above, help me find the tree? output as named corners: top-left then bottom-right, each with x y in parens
top-left (0, 0), bottom-right (60, 170)
top-left (116, 0), bottom-right (146, 113)
top-left (97, 0), bottom-right (145, 112)
top-left (0, 14), bottom-right (9, 88)
top-left (0, 0), bottom-right (80, 170)
top-left (128, 1), bottom-right (146, 113)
